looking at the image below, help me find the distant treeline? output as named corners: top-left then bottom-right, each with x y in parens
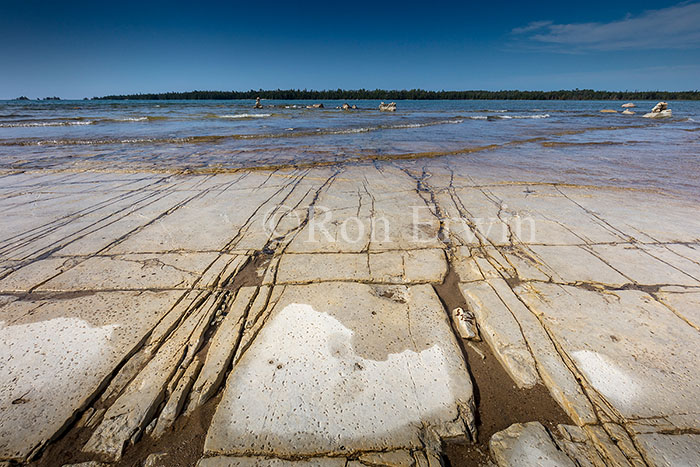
top-left (94, 89), bottom-right (700, 100)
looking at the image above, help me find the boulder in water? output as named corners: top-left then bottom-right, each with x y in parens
top-left (643, 101), bottom-right (672, 118)
top-left (306, 103), bottom-right (324, 109)
top-left (379, 102), bottom-right (397, 112)
top-left (621, 103), bottom-right (636, 108)
top-left (600, 109), bottom-right (618, 113)
top-left (622, 109), bottom-right (635, 115)
top-left (253, 97), bottom-right (263, 109)
top-left (342, 103), bottom-right (350, 110)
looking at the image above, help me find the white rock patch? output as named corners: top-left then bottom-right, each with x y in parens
top-left (572, 350), bottom-right (640, 407)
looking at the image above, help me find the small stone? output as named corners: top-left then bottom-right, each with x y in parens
top-left (144, 452), bottom-right (169, 467)
top-left (451, 307), bottom-right (480, 340)
top-left (144, 417), bottom-right (158, 436)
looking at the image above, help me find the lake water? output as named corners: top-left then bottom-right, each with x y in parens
top-left (1, 99), bottom-right (698, 199)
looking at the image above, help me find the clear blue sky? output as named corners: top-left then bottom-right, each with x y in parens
top-left (2, 0), bottom-right (699, 98)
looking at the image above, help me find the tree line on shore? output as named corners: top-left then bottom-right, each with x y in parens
top-left (93, 89), bottom-right (700, 100)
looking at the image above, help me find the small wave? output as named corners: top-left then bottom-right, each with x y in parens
top-left (0, 120), bottom-right (94, 127)
top-left (0, 118), bottom-right (464, 146)
top-left (219, 113), bottom-right (271, 119)
top-left (99, 115), bottom-right (168, 123)
top-left (541, 141), bottom-right (625, 148)
top-left (390, 119), bottom-right (464, 129)
top-left (508, 113), bottom-right (550, 119)
top-left (116, 117), bottom-right (148, 122)
top-left (237, 118), bottom-right (464, 139)
top-left (470, 114), bottom-right (550, 121)
top-left (0, 135), bottom-right (228, 146)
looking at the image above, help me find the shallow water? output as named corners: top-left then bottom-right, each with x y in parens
top-left (1, 99), bottom-right (698, 198)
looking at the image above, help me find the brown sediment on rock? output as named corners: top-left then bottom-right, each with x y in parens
top-left (433, 263), bottom-right (572, 466)
top-left (220, 252), bottom-right (269, 290)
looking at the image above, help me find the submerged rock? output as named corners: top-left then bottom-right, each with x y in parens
top-left (643, 101), bottom-right (672, 118)
top-left (600, 109), bottom-right (618, 113)
top-left (622, 109), bottom-right (635, 115)
top-left (379, 101), bottom-right (397, 111)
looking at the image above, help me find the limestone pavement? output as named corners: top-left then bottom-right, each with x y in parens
top-left (0, 158), bottom-right (698, 466)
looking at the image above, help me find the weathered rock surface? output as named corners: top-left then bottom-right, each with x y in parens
top-left (198, 457), bottom-right (347, 467)
top-left (83, 292), bottom-right (224, 460)
top-left (635, 433), bottom-right (700, 467)
top-left (1, 161), bottom-right (699, 466)
top-left (187, 286), bottom-right (258, 409)
top-left (204, 282), bottom-right (475, 457)
top-left (0, 290), bottom-right (181, 460)
top-left (490, 422), bottom-right (575, 467)
top-left (379, 102), bottom-right (397, 111)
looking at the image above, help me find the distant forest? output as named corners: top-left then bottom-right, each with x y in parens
top-left (95, 89), bottom-right (700, 100)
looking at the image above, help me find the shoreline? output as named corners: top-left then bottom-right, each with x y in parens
top-left (1, 157), bottom-right (699, 466)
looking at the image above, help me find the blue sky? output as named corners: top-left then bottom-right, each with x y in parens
top-left (1, 0), bottom-right (699, 98)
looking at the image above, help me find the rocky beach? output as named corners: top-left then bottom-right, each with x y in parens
top-left (0, 99), bottom-right (699, 466)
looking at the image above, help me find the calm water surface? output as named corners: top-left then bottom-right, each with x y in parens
top-left (1, 100), bottom-right (698, 198)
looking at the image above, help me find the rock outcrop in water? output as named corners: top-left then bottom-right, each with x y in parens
top-left (306, 103), bottom-right (324, 109)
top-left (253, 97), bottom-right (262, 109)
top-left (643, 101), bottom-right (672, 118)
top-left (379, 102), bottom-right (397, 111)
top-left (621, 102), bottom-right (636, 108)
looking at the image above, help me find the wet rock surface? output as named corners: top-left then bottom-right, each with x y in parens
top-left (0, 159), bottom-right (698, 466)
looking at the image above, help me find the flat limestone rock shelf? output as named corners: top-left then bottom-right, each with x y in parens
top-left (0, 159), bottom-right (699, 466)
top-left (203, 282), bottom-right (476, 459)
top-left (0, 290), bottom-right (182, 460)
